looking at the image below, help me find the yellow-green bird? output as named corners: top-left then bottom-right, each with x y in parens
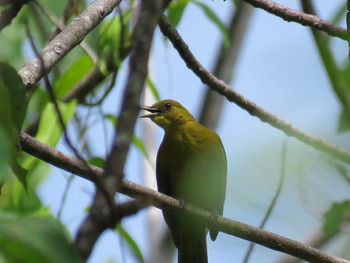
top-left (141, 99), bottom-right (227, 263)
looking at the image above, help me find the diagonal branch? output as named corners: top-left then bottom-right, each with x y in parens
top-left (18, 0), bottom-right (121, 88)
top-left (19, 131), bottom-right (350, 263)
top-left (243, 0), bottom-right (347, 40)
top-left (158, 14), bottom-right (350, 165)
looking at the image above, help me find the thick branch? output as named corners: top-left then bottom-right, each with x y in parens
top-left (18, 0), bottom-right (121, 88)
top-left (158, 14), bottom-right (350, 165)
top-left (19, 132), bottom-right (350, 263)
top-left (243, 0), bottom-right (347, 40)
top-left (74, 0), bottom-right (163, 261)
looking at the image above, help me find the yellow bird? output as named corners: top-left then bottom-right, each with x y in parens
top-left (141, 99), bottom-right (227, 263)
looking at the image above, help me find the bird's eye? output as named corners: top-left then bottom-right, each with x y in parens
top-left (165, 102), bottom-right (172, 110)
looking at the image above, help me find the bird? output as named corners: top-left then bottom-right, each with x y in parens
top-left (140, 99), bottom-right (227, 263)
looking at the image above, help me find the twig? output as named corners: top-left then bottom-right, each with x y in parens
top-left (19, 131), bottom-right (350, 263)
top-left (158, 14), bottom-right (350, 165)
top-left (243, 0), bottom-right (347, 40)
top-left (18, 0), bottom-right (121, 88)
top-left (243, 141), bottom-right (288, 262)
top-left (82, 71), bottom-right (118, 106)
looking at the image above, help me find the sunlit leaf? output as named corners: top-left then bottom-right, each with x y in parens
top-left (54, 55), bottom-right (93, 99)
top-left (167, 0), bottom-right (190, 27)
top-left (323, 200), bottom-right (350, 235)
top-left (35, 100), bottom-right (77, 147)
top-left (89, 156), bottom-right (105, 168)
top-left (98, 12), bottom-right (132, 74)
top-left (115, 224), bottom-right (144, 263)
top-left (146, 77), bottom-right (161, 101)
top-left (133, 135), bottom-right (153, 167)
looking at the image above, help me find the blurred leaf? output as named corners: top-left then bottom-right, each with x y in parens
top-left (115, 224), bottom-right (144, 263)
top-left (338, 110), bottom-right (350, 133)
top-left (0, 79), bottom-right (14, 145)
top-left (0, 213), bottom-right (80, 263)
top-left (133, 135), bottom-right (153, 166)
top-left (167, 0), bottom-right (190, 27)
top-left (36, 100), bottom-right (77, 147)
top-left (192, 0), bottom-right (230, 49)
top-left (146, 77), bottom-right (161, 101)
top-left (54, 55), bottom-right (93, 99)
top-left (98, 12), bottom-right (131, 74)
top-left (0, 128), bottom-right (12, 185)
top-left (24, 87), bottom-right (49, 126)
top-left (103, 113), bottom-right (117, 128)
top-left (0, 20), bottom-right (26, 68)
top-left (330, 3), bottom-right (346, 26)
top-left (89, 156), bottom-right (105, 168)
top-left (0, 77), bottom-right (27, 190)
top-left (323, 200), bottom-right (350, 235)
top-left (0, 62), bottom-right (27, 132)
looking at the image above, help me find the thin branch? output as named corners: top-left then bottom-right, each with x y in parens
top-left (18, 0), bottom-right (122, 88)
top-left (243, 0), bottom-right (347, 40)
top-left (243, 141), bottom-right (288, 262)
top-left (19, 131), bottom-right (350, 263)
top-left (158, 14), bottom-right (350, 165)
top-left (82, 69), bottom-right (118, 106)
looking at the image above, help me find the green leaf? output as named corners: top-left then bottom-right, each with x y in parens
top-left (330, 3), bottom-right (346, 26)
top-left (146, 77), bottom-right (161, 101)
top-left (192, 0), bottom-right (230, 49)
top-left (167, 0), bottom-right (190, 27)
top-left (36, 100), bottom-right (77, 147)
top-left (0, 78), bottom-right (26, 189)
top-left (103, 113), bottom-right (117, 128)
top-left (323, 200), bottom-right (350, 235)
top-left (0, 63), bottom-right (27, 132)
top-left (0, 213), bottom-right (80, 263)
top-left (115, 224), bottom-right (144, 263)
top-left (98, 12), bottom-right (132, 74)
top-left (0, 128), bottom-right (12, 185)
top-left (54, 55), bottom-right (93, 99)
top-left (89, 157), bottom-right (105, 168)
top-left (133, 135), bottom-right (153, 167)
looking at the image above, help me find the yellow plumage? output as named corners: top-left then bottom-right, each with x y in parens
top-left (141, 99), bottom-right (227, 263)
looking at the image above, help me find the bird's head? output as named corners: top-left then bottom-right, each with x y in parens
top-left (140, 99), bottom-right (195, 130)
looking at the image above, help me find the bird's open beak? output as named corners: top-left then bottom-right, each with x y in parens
top-left (139, 106), bottom-right (161, 118)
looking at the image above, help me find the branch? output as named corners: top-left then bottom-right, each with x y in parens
top-left (243, 0), bottom-right (347, 40)
top-left (158, 14), bottom-right (350, 165)
top-left (74, 0), bottom-right (163, 260)
top-left (19, 131), bottom-right (350, 263)
top-left (18, 0), bottom-right (121, 88)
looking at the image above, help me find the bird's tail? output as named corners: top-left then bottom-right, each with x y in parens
top-left (178, 227), bottom-right (207, 263)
